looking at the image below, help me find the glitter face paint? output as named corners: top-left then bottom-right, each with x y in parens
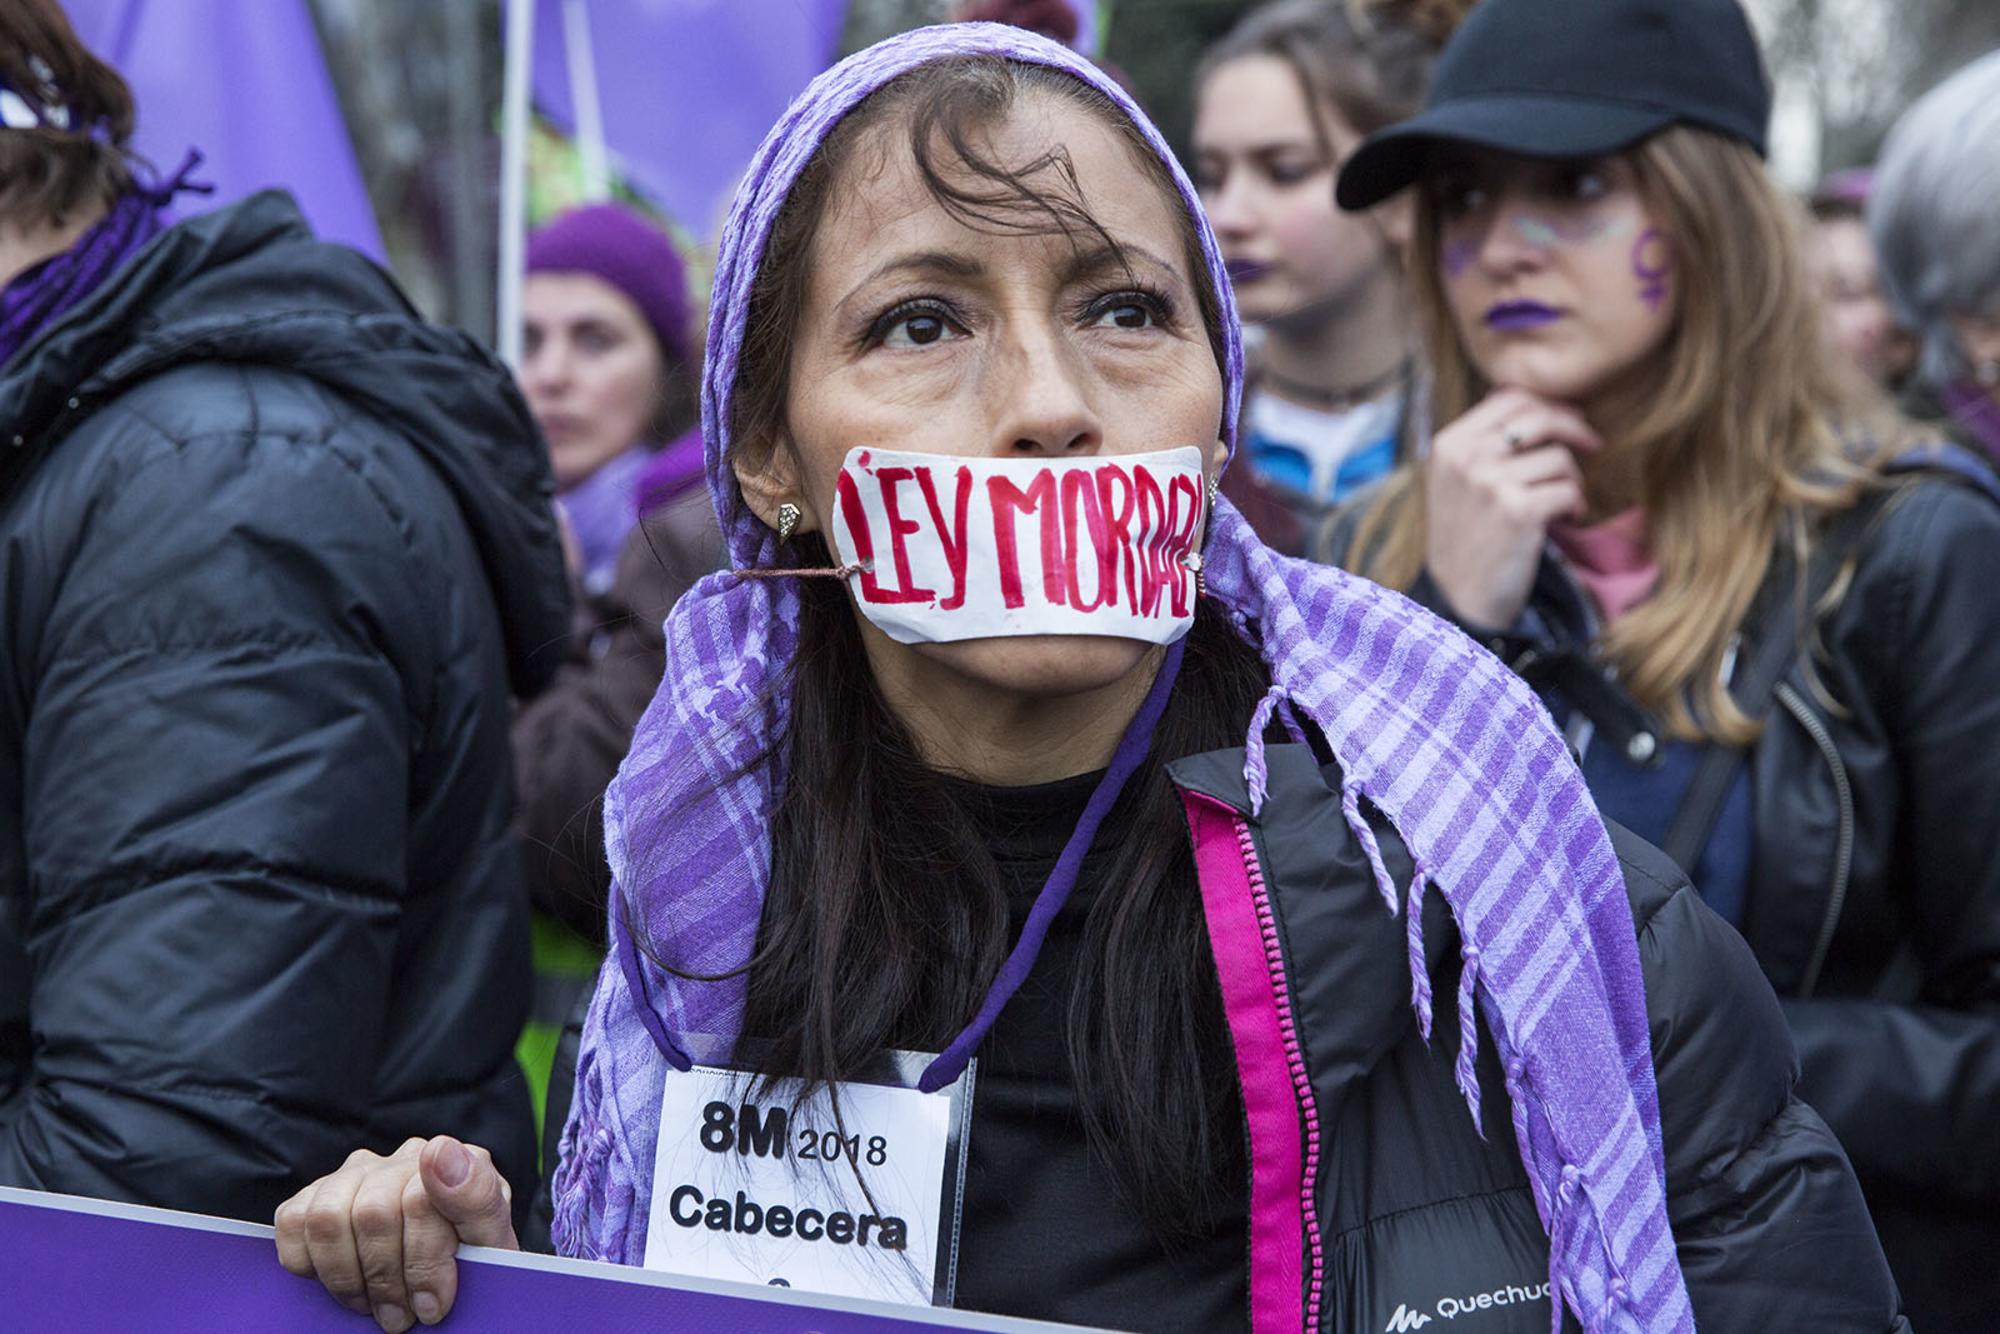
top-left (1512, 214), bottom-right (1635, 248)
top-left (1443, 215), bottom-right (1633, 280)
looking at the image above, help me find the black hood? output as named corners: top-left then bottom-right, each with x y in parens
top-left (0, 190), bottom-right (566, 696)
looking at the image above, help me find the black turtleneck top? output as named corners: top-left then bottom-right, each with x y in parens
top-left (944, 771), bottom-right (1249, 1333)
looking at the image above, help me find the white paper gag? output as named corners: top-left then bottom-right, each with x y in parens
top-left (827, 446), bottom-right (1209, 645)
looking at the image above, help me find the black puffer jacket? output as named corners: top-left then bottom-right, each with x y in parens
top-left (0, 194), bottom-right (568, 1222)
top-left (1171, 744), bottom-right (1904, 1331)
top-left (530, 738), bottom-right (1905, 1328)
top-left (1366, 472), bottom-right (2000, 1333)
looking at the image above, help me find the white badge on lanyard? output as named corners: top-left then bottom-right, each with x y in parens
top-left (644, 1048), bottom-right (976, 1307)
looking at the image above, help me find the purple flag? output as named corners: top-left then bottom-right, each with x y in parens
top-left (60, 0), bottom-right (384, 260)
top-left (1070, 1), bottom-right (1100, 57)
top-left (532, 0), bottom-right (849, 238)
top-left (0, 1188), bottom-right (1101, 1333)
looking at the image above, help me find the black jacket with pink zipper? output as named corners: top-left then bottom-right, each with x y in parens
top-left (1165, 741), bottom-right (1904, 1332)
top-left (535, 735), bottom-right (1908, 1330)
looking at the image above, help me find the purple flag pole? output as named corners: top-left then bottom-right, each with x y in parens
top-left (0, 1188), bottom-right (1107, 1333)
top-left (61, 0), bottom-right (385, 262)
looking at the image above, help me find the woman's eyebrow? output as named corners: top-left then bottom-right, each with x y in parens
top-left (1059, 242), bottom-right (1180, 287)
top-left (1198, 137), bottom-right (1314, 156)
top-left (1248, 140), bottom-right (1319, 159)
top-left (857, 249), bottom-right (986, 287)
top-left (835, 242), bottom-right (1182, 314)
top-left (833, 249), bottom-right (985, 319)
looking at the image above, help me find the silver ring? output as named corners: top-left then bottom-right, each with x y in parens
top-left (1502, 428), bottom-right (1525, 452)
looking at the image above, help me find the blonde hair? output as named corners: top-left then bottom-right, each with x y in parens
top-left (1348, 127), bottom-right (1905, 743)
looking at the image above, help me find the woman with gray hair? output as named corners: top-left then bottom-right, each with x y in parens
top-left (1870, 48), bottom-right (2000, 468)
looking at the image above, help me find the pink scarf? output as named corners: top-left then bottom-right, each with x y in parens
top-left (1551, 508), bottom-right (1658, 623)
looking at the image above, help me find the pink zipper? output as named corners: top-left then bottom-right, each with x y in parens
top-left (1229, 811), bottom-right (1327, 1331)
top-left (1182, 787), bottom-right (1326, 1332)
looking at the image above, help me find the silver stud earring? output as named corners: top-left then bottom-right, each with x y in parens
top-left (776, 502), bottom-right (801, 543)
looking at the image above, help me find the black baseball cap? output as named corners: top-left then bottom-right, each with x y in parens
top-left (1335, 0), bottom-right (1771, 211)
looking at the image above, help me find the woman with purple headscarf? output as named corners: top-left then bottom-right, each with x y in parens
top-left (521, 203), bottom-right (702, 590)
top-left (279, 24), bottom-right (1899, 1334)
top-left (512, 203), bottom-right (721, 952)
top-left (510, 205), bottom-right (723, 1146)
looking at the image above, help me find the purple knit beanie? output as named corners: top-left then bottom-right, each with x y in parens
top-left (526, 202), bottom-right (692, 365)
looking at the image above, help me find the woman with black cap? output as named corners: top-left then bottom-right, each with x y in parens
top-left (1335, 1), bottom-right (2000, 1328)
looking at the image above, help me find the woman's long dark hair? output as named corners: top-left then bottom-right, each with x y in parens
top-left (740, 561), bottom-right (1266, 1235)
top-left (636, 56), bottom-right (1268, 1237)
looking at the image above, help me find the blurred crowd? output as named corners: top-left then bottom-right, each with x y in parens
top-left (3, 0), bottom-right (1999, 1331)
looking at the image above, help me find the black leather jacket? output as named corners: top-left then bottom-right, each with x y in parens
top-left (1373, 474), bottom-right (2000, 1334)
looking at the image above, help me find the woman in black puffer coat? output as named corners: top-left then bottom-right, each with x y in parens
top-left (0, 4), bottom-right (566, 1229)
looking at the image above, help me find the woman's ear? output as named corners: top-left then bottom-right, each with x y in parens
top-left (732, 434), bottom-right (819, 535)
top-left (1207, 435), bottom-right (1229, 479)
top-left (1375, 196), bottom-right (1415, 253)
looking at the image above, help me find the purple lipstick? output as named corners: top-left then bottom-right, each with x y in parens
top-left (1484, 300), bottom-right (1562, 331)
top-left (1226, 258), bottom-right (1273, 285)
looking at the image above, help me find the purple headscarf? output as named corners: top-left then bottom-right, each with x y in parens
top-left (553, 24), bottom-right (1691, 1332)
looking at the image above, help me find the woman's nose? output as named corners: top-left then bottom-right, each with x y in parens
top-left (1205, 172), bottom-right (1256, 240)
top-left (522, 343), bottom-right (571, 398)
top-left (1470, 191), bottom-right (1555, 275)
top-left (988, 324), bottom-right (1102, 457)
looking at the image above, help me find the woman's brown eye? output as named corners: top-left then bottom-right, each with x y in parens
top-left (882, 311), bottom-right (956, 348)
top-left (1570, 171), bottom-right (1608, 201)
top-left (1091, 298), bottom-right (1158, 331)
top-left (1434, 182), bottom-right (1484, 218)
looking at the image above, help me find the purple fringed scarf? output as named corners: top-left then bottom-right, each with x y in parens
top-left (0, 191), bottom-right (159, 369)
top-left (551, 25), bottom-right (1693, 1332)
top-left (0, 154), bottom-right (203, 370)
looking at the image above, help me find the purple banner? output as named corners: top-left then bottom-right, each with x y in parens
top-left (0, 1188), bottom-right (1100, 1333)
top-left (61, 0), bottom-right (384, 260)
top-left (531, 0), bottom-right (849, 237)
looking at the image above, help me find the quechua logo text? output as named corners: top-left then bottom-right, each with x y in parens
top-left (1384, 1279), bottom-right (1552, 1330)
